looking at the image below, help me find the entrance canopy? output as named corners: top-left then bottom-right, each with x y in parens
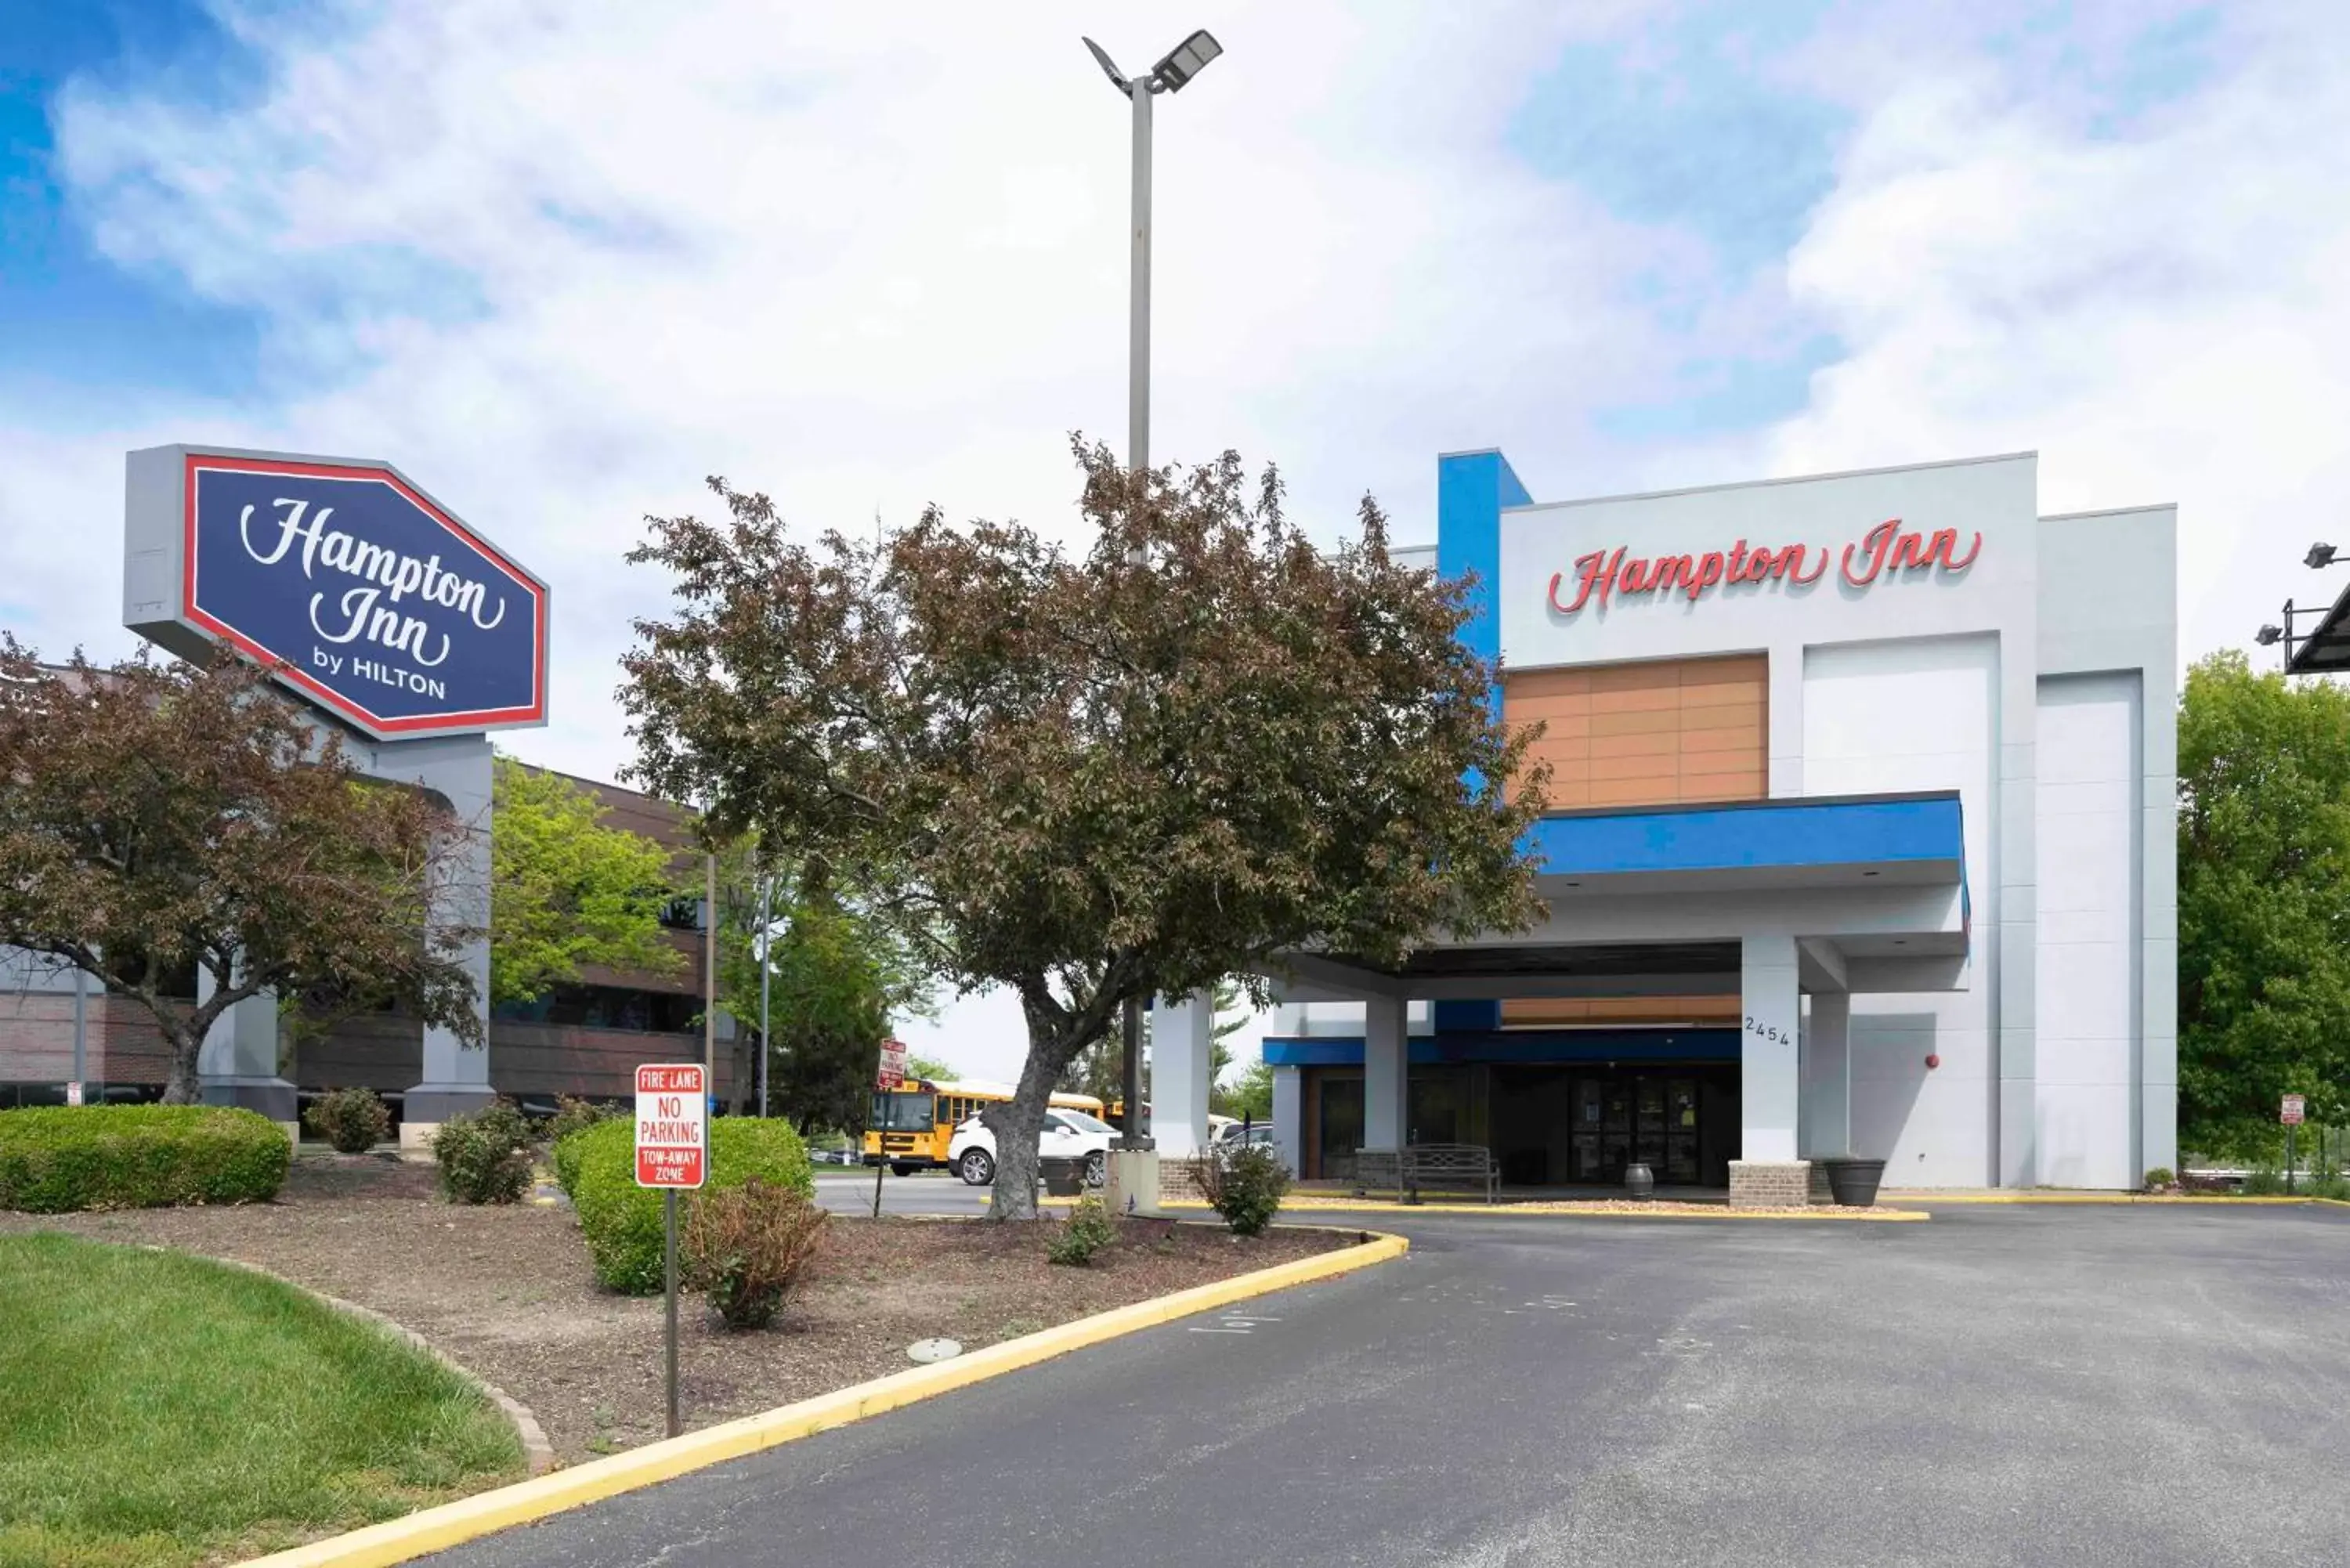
top-left (1270, 790), bottom-right (1970, 1003)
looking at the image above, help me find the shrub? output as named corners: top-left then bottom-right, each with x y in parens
top-left (682, 1180), bottom-right (828, 1327)
top-left (0, 1105), bottom-right (288, 1212)
top-left (304, 1087), bottom-right (392, 1153)
top-left (544, 1095), bottom-right (616, 1151)
top-left (1192, 1144), bottom-right (1290, 1237)
top-left (1047, 1194), bottom-right (1117, 1266)
top-left (430, 1101), bottom-right (536, 1205)
top-left (2308, 1169), bottom-right (2350, 1201)
top-left (2141, 1166), bottom-right (2175, 1193)
top-left (2242, 1166), bottom-right (2286, 1196)
top-left (570, 1118), bottom-right (814, 1294)
top-left (551, 1124), bottom-right (598, 1200)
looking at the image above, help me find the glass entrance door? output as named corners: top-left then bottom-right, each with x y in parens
top-left (1567, 1071), bottom-right (1705, 1184)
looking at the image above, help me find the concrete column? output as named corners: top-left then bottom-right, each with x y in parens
top-left (1271, 1066), bottom-right (1302, 1174)
top-left (197, 968), bottom-right (297, 1141)
top-left (1799, 992), bottom-right (1851, 1158)
top-left (1150, 988), bottom-right (1216, 1158)
top-left (1733, 937), bottom-right (1806, 1208)
top-left (1363, 993), bottom-right (1408, 1151)
top-left (374, 735), bottom-right (497, 1147)
top-left (1740, 936), bottom-right (1800, 1160)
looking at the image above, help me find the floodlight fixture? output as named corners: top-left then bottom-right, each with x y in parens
top-left (2308, 542), bottom-right (2338, 569)
top-left (1082, 37), bottom-right (1130, 94)
top-left (1152, 29), bottom-right (1223, 92)
top-left (2256, 624), bottom-right (2283, 646)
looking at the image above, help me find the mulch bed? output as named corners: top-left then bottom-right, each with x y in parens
top-left (0, 1154), bottom-right (1354, 1464)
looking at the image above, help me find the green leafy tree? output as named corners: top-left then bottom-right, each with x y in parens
top-left (621, 441), bottom-right (1547, 1216)
top-left (489, 757), bottom-right (682, 1006)
top-left (709, 843), bottom-right (934, 1119)
top-left (905, 1053), bottom-right (957, 1082)
top-left (762, 868), bottom-right (933, 1132)
top-left (1220, 1058), bottom-right (1274, 1123)
top-left (2178, 650), bottom-right (2350, 1157)
top-left (0, 641), bottom-right (481, 1102)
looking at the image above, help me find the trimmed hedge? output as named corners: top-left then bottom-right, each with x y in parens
top-left (0, 1105), bottom-right (291, 1212)
top-left (551, 1122), bottom-right (599, 1200)
top-left (569, 1117), bottom-right (814, 1294)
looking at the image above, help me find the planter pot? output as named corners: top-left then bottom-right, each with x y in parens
top-left (1624, 1162), bottom-right (1655, 1201)
top-left (1822, 1158), bottom-right (1886, 1208)
top-left (1039, 1156), bottom-right (1087, 1198)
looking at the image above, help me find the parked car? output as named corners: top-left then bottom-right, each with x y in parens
top-left (949, 1107), bottom-right (1115, 1187)
top-left (1213, 1120), bottom-right (1274, 1148)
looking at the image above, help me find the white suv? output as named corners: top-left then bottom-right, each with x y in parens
top-left (949, 1107), bottom-right (1115, 1187)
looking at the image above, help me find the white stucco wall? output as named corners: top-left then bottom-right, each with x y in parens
top-left (2036, 505), bottom-right (2177, 1178)
top-left (1805, 635), bottom-right (1999, 1186)
top-left (2034, 673), bottom-right (2142, 1188)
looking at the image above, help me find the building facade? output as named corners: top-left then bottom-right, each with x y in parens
top-left (0, 766), bottom-right (721, 1119)
top-left (1249, 449), bottom-right (2175, 1196)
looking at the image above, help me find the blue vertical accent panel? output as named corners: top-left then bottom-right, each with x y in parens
top-left (1434, 449), bottom-right (1532, 668)
top-left (1437, 449), bottom-right (1533, 804)
top-left (1434, 999), bottom-right (1502, 1033)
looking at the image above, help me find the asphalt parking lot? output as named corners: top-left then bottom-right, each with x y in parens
top-left (425, 1201), bottom-right (2350, 1568)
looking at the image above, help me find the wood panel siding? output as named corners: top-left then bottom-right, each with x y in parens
top-left (1505, 654), bottom-right (1766, 810)
top-left (1498, 995), bottom-right (1742, 1028)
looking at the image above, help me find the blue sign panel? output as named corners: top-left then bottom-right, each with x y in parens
top-left (179, 454), bottom-right (547, 738)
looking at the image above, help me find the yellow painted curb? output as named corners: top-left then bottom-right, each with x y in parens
top-left (1885, 1192), bottom-right (2323, 1205)
top-left (1023, 1195), bottom-right (1924, 1219)
top-left (234, 1229), bottom-right (1406, 1568)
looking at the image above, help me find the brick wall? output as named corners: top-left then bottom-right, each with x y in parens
top-left (0, 992), bottom-right (176, 1085)
top-left (2, 993), bottom-right (723, 1104)
top-left (1727, 1159), bottom-right (1811, 1209)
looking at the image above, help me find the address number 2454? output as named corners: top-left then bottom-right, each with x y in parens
top-left (1743, 1015), bottom-right (1791, 1046)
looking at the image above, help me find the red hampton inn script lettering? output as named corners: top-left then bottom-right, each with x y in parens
top-left (1547, 518), bottom-right (1982, 615)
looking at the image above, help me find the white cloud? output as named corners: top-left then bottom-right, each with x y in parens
top-left (1766, 2), bottom-right (2350, 667)
top-left (16, 1), bottom-right (2350, 1078)
top-left (12, 0), bottom-right (1690, 1077)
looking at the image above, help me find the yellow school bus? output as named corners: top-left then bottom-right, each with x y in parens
top-left (864, 1079), bottom-right (1108, 1173)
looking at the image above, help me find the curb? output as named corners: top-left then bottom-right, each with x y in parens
top-left (1883, 1192), bottom-right (2326, 1205)
top-left (169, 1249), bottom-right (556, 1477)
top-left (1017, 1195), bottom-right (1926, 1220)
top-left (234, 1227), bottom-right (1407, 1568)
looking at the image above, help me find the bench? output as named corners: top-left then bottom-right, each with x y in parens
top-left (1350, 1143), bottom-right (1500, 1203)
top-left (1400, 1143), bottom-right (1499, 1204)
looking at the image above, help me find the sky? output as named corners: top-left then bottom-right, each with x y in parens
top-left (5, 0), bottom-right (2348, 1082)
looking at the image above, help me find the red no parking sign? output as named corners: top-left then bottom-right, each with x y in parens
top-left (635, 1063), bottom-right (707, 1189)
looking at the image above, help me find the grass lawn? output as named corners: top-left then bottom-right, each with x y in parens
top-left (0, 1233), bottom-right (522, 1568)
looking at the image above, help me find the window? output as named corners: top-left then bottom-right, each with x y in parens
top-left (869, 1091), bottom-right (937, 1133)
top-left (492, 985), bottom-right (700, 1033)
top-left (1320, 1078), bottom-right (1364, 1158)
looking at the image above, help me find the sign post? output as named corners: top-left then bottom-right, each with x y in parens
top-left (870, 1039), bottom-right (909, 1219)
top-left (636, 1063), bottom-right (707, 1438)
top-left (2283, 1094), bottom-right (2305, 1194)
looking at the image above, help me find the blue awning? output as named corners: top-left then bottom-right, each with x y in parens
top-left (1527, 790), bottom-right (1965, 888)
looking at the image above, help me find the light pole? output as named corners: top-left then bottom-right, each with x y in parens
top-left (757, 870), bottom-right (773, 1118)
top-left (2258, 541), bottom-right (2348, 670)
top-left (1082, 27), bottom-right (1223, 1151)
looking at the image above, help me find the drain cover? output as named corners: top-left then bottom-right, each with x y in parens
top-left (906, 1338), bottom-right (963, 1364)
